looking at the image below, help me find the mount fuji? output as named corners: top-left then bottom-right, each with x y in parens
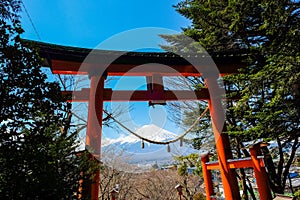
top-left (101, 124), bottom-right (200, 166)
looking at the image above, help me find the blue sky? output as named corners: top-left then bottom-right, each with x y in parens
top-left (21, 0), bottom-right (191, 139)
top-left (21, 0), bottom-right (189, 48)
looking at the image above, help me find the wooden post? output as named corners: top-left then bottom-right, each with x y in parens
top-left (205, 76), bottom-right (241, 200)
top-left (147, 74), bottom-right (166, 105)
top-left (86, 75), bottom-right (105, 200)
top-left (250, 146), bottom-right (272, 200)
top-left (201, 154), bottom-right (214, 200)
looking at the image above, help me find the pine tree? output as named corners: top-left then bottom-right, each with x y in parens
top-left (162, 0), bottom-right (300, 195)
top-left (0, 1), bottom-right (98, 199)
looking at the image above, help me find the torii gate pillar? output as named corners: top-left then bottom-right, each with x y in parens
top-left (205, 77), bottom-right (241, 200)
top-left (86, 75), bottom-right (105, 200)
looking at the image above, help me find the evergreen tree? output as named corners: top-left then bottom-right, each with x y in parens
top-left (162, 0), bottom-right (300, 195)
top-left (0, 1), bottom-right (98, 199)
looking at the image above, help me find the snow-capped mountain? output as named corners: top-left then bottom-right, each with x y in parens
top-left (102, 124), bottom-right (177, 148)
top-left (101, 124), bottom-right (199, 167)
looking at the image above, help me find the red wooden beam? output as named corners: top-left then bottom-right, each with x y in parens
top-left (205, 157), bottom-right (265, 170)
top-left (51, 59), bottom-right (245, 76)
top-left (62, 88), bottom-right (212, 102)
top-left (227, 158), bottom-right (263, 169)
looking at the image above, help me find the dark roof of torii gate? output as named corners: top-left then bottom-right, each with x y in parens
top-left (25, 40), bottom-right (248, 76)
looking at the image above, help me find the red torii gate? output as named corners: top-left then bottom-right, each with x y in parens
top-left (33, 40), bottom-right (272, 200)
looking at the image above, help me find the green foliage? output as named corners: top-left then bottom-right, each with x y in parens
top-left (175, 153), bottom-right (202, 176)
top-left (163, 0), bottom-right (300, 195)
top-left (294, 190), bottom-right (300, 200)
top-left (0, 1), bottom-right (99, 199)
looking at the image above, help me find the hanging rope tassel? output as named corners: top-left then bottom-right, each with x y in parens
top-left (141, 140), bottom-right (145, 149)
top-left (167, 144), bottom-right (171, 152)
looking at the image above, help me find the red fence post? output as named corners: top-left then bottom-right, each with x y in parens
top-left (201, 154), bottom-right (214, 200)
top-left (250, 146), bottom-right (273, 200)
